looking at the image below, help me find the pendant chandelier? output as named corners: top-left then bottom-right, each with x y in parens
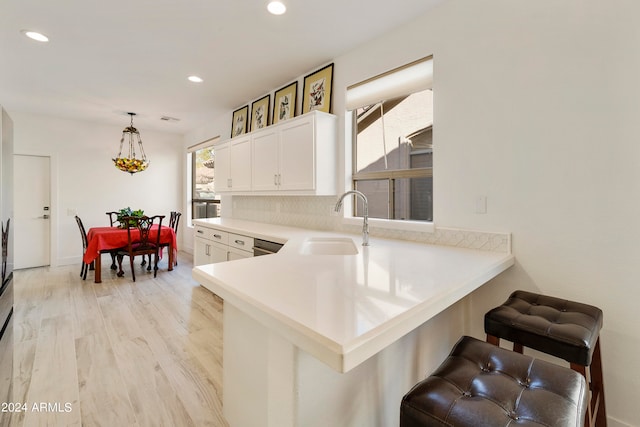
top-left (113, 112), bottom-right (149, 174)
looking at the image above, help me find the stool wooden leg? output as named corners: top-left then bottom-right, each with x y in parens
top-left (590, 339), bottom-right (607, 427)
top-left (486, 334), bottom-right (500, 346)
top-left (570, 338), bottom-right (607, 427)
top-left (513, 342), bottom-right (523, 354)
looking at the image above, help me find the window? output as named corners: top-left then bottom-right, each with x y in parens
top-left (191, 141), bottom-right (220, 220)
top-left (348, 57), bottom-right (433, 222)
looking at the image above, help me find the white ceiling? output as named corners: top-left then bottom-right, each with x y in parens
top-left (0, 0), bottom-right (444, 135)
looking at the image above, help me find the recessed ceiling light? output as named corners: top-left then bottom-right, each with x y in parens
top-left (267, 1), bottom-right (286, 15)
top-left (188, 75), bottom-right (204, 83)
top-left (21, 30), bottom-right (49, 42)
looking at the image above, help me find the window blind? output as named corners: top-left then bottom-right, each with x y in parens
top-left (187, 136), bottom-right (219, 153)
top-left (345, 56), bottom-right (433, 111)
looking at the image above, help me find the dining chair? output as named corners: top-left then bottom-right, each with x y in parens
top-left (75, 215), bottom-right (90, 280)
top-left (142, 211), bottom-right (181, 268)
top-left (105, 211), bottom-right (120, 227)
top-left (104, 211), bottom-right (121, 270)
top-left (163, 211), bottom-right (181, 266)
top-left (116, 215), bottom-right (165, 282)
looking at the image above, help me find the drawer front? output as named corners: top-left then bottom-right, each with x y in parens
top-left (228, 233), bottom-right (253, 253)
top-left (194, 226), bottom-right (229, 244)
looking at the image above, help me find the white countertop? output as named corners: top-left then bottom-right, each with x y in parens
top-left (192, 218), bottom-right (515, 373)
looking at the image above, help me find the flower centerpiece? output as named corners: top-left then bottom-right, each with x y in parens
top-left (116, 207), bottom-right (144, 228)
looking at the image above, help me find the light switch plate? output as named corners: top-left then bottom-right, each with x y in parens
top-left (475, 196), bottom-right (487, 214)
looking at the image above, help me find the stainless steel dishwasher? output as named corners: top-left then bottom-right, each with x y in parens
top-left (252, 238), bottom-right (284, 256)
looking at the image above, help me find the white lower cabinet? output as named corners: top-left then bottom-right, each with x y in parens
top-left (194, 225), bottom-right (253, 266)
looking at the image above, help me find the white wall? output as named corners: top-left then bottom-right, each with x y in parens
top-left (339, 1), bottom-right (639, 425)
top-left (192, 1), bottom-right (640, 424)
top-left (11, 112), bottom-right (184, 266)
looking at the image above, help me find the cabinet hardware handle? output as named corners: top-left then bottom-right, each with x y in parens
top-left (213, 234), bottom-right (222, 239)
top-left (274, 174), bottom-right (278, 186)
top-left (235, 239), bottom-right (245, 245)
top-left (197, 230), bottom-right (204, 234)
top-left (205, 244), bottom-right (210, 256)
top-left (228, 178), bottom-right (232, 187)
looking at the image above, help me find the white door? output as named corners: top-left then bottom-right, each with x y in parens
top-left (14, 155), bottom-right (50, 269)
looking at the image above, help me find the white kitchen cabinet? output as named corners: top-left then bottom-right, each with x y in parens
top-left (194, 236), bottom-right (228, 266)
top-left (252, 111), bottom-right (337, 195)
top-left (214, 134), bottom-right (252, 193)
top-left (277, 115), bottom-right (318, 191)
top-left (193, 225), bottom-right (253, 265)
top-left (194, 225), bottom-right (229, 266)
top-left (251, 128), bottom-right (279, 191)
top-left (215, 111), bottom-right (337, 195)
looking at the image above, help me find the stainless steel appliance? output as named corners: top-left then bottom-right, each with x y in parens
top-left (252, 238), bottom-right (283, 257)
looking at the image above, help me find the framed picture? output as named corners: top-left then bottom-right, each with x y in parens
top-left (302, 63), bottom-right (334, 114)
top-left (250, 95), bottom-right (271, 131)
top-left (231, 105), bottom-right (249, 137)
top-left (272, 81), bottom-right (297, 125)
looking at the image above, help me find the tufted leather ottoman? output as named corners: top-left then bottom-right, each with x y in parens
top-left (484, 290), bottom-right (606, 426)
top-left (400, 336), bottom-right (588, 427)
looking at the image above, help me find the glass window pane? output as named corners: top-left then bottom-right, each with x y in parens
top-left (394, 178), bottom-right (433, 221)
top-left (354, 180), bottom-right (389, 220)
top-left (194, 146), bottom-right (216, 199)
top-left (353, 87), bottom-right (433, 223)
top-left (192, 201), bottom-right (220, 220)
top-left (355, 89), bottom-right (433, 174)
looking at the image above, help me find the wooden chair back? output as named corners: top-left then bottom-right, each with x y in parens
top-left (116, 215), bottom-right (165, 282)
top-left (106, 211), bottom-right (119, 227)
top-left (75, 215), bottom-right (89, 280)
top-left (123, 215), bottom-right (164, 253)
top-left (169, 211), bottom-right (181, 235)
top-left (75, 215), bottom-right (88, 250)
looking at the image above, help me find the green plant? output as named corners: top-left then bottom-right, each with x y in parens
top-left (116, 207), bottom-right (144, 228)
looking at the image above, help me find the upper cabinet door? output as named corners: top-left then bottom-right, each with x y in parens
top-left (229, 135), bottom-right (252, 191)
top-left (213, 141), bottom-right (231, 193)
top-left (213, 111), bottom-right (337, 196)
top-left (278, 116), bottom-right (315, 191)
top-left (252, 128), bottom-right (279, 191)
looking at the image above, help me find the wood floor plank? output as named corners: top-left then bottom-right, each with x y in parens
top-left (75, 331), bottom-right (137, 427)
top-left (10, 251), bottom-right (227, 427)
top-left (110, 336), bottom-right (196, 427)
top-left (22, 313), bottom-right (81, 426)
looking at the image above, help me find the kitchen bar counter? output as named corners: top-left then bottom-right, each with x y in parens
top-left (192, 218), bottom-right (514, 426)
top-left (193, 218), bottom-right (514, 373)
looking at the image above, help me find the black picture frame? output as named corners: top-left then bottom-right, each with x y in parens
top-left (231, 105), bottom-right (249, 137)
top-left (302, 63), bottom-right (334, 114)
top-left (250, 94), bottom-right (271, 131)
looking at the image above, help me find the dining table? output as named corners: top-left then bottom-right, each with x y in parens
top-left (83, 225), bottom-right (177, 283)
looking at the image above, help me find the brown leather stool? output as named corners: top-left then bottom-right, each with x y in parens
top-left (401, 336), bottom-right (588, 427)
top-left (484, 290), bottom-right (606, 427)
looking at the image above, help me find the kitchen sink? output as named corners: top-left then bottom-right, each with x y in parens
top-left (300, 237), bottom-right (358, 255)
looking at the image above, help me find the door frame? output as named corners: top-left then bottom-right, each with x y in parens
top-left (14, 151), bottom-right (58, 267)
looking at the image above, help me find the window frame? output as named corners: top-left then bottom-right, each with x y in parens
top-left (349, 94), bottom-right (434, 228)
top-left (189, 138), bottom-right (221, 223)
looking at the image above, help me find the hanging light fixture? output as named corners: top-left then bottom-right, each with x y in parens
top-left (113, 112), bottom-right (149, 174)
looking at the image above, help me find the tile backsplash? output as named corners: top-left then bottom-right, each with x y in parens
top-left (230, 196), bottom-right (510, 253)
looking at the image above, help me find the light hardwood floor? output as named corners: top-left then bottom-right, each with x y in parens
top-left (3, 252), bottom-right (228, 427)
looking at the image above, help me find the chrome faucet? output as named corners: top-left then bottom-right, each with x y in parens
top-left (335, 190), bottom-right (369, 246)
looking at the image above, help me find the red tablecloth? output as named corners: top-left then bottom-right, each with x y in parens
top-left (83, 225), bottom-right (177, 264)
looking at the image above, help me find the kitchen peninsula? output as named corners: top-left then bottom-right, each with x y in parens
top-left (192, 218), bottom-right (514, 427)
